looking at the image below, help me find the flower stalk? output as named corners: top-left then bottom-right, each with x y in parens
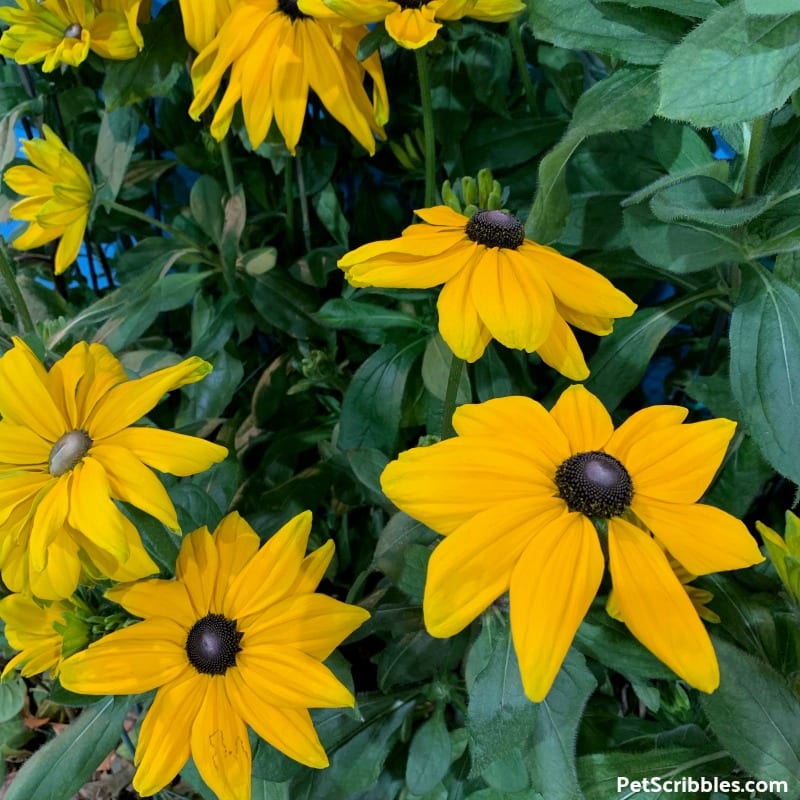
top-left (415, 47), bottom-right (437, 207)
top-left (0, 237), bottom-right (35, 334)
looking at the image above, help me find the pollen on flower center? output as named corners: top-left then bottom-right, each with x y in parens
top-left (554, 450), bottom-right (633, 519)
top-left (465, 210), bottom-right (525, 250)
top-left (63, 23), bottom-right (82, 38)
top-left (48, 429), bottom-right (92, 476)
top-left (277, 0), bottom-right (309, 19)
top-left (186, 614), bottom-right (243, 675)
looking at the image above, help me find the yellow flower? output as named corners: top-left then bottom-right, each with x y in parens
top-left (0, 593), bottom-right (88, 677)
top-left (188, 0), bottom-right (389, 156)
top-left (59, 511), bottom-right (369, 800)
top-left (0, 337), bottom-right (228, 600)
top-left (324, 0), bottom-right (525, 49)
top-left (756, 511), bottom-right (800, 604)
top-left (0, 0), bottom-right (144, 71)
top-left (339, 206), bottom-right (636, 378)
top-left (178, 0), bottom-right (234, 52)
top-left (381, 385), bottom-right (764, 700)
top-left (4, 125), bottom-right (92, 275)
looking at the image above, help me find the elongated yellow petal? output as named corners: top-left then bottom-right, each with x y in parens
top-left (608, 517), bottom-right (719, 692)
top-left (29, 477), bottom-right (69, 572)
top-left (176, 527), bottom-right (218, 618)
top-left (424, 497), bottom-right (566, 637)
top-left (0, 424), bottom-right (50, 466)
top-left (211, 512), bottom-right (261, 610)
top-left (106, 579), bottom-right (196, 628)
top-left (535, 312), bottom-right (590, 382)
top-left (604, 405), bottom-right (688, 464)
top-left (631, 496), bottom-right (764, 574)
top-left (414, 205), bottom-right (470, 228)
top-left (549, 384), bottom-right (614, 453)
top-left (288, 540), bottom-right (335, 597)
top-left (437, 260), bottom-right (491, 362)
top-left (510, 512), bottom-right (603, 701)
top-left (385, 6), bottom-right (441, 48)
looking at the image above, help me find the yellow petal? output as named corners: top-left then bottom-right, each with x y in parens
top-left (288, 539), bottom-right (335, 597)
top-left (535, 312), bottom-right (589, 382)
top-left (0, 471), bottom-right (52, 527)
top-left (29, 477), bottom-right (70, 572)
top-left (385, 6), bottom-right (441, 48)
top-left (106, 579), bottom-right (196, 628)
top-left (437, 260), bottom-right (492, 362)
top-left (381, 436), bottom-right (557, 535)
top-left (510, 512), bottom-right (603, 702)
top-left (101, 427), bottom-right (228, 476)
top-left (190, 677), bottom-right (251, 800)
top-left (604, 405), bottom-right (688, 465)
top-left (424, 497), bottom-right (566, 637)
top-left (211, 512), bottom-right (261, 610)
top-left (624, 418), bottom-right (736, 504)
top-left (226, 668), bottom-right (329, 768)
top-left (549, 384), bottom-right (614, 453)
top-left (133, 668), bottom-right (209, 797)
top-left (338, 225), bottom-right (465, 265)
top-left (271, 22), bottom-right (308, 154)
top-left (608, 517), bottom-right (719, 692)
top-left (26, 528), bottom-right (82, 601)
top-left (176, 527), bottom-right (218, 618)
top-left (631, 496), bottom-right (764, 574)
top-left (414, 205), bottom-right (469, 228)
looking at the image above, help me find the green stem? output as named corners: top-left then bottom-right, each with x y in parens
top-left (284, 158), bottom-right (296, 251)
top-left (218, 134), bottom-right (237, 197)
top-left (509, 18), bottom-right (537, 114)
top-left (440, 355), bottom-right (464, 439)
top-left (104, 201), bottom-right (207, 253)
top-left (0, 237), bottom-right (35, 334)
top-left (414, 48), bottom-right (437, 207)
top-left (295, 149), bottom-right (312, 252)
top-left (741, 115), bottom-right (769, 200)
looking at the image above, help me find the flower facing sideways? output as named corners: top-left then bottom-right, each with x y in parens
top-left (0, 0), bottom-right (144, 72)
top-left (59, 512), bottom-right (370, 800)
top-left (381, 385), bottom-right (764, 700)
top-left (339, 206), bottom-right (636, 379)
top-left (188, 0), bottom-right (389, 155)
top-left (0, 338), bottom-right (227, 600)
top-left (4, 125), bottom-right (92, 275)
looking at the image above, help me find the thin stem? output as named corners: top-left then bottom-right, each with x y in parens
top-left (295, 150), bottom-right (312, 252)
top-left (509, 18), bottom-right (537, 114)
top-left (440, 355), bottom-right (464, 439)
top-left (414, 48), bottom-right (437, 207)
top-left (0, 237), bottom-right (35, 334)
top-left (104, 201), bottom-right (207, 253)
top-left (284, 158), bottom-right (296, 251)
top-left (218, 134), bottom-right (237, 197)
top-left (741, 114), bottom-right (769, 200)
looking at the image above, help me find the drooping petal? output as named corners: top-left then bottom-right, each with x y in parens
top-left (607, 517), bottom-right (719, 692)
top-left (0, 472), bottom-right (53, 527)
top-left (226, 668), bottom-right (329, 768)
top-left (510, 512), bottom-right (603, 702)
top-left (436, 260), bottom-right (492, 362)
top-left (29, 476), bottom-right (70, 572)
top-left (190, 677), bottom-right (251, 800)
top-left (631, 496), bottom-right (764, 575)
top-left (271, 21), bottom-right (309, 154)
top-left (549, 384), bottom-right (614, 453)
top-left (424, 497), bottom-right (566, 637)
top-left (381, 436), bottom-right (557, 535)
top-left (535, 312), bottom-right (589, 382)
top-left (384, 6), bottom-right (441, 48)
top-left (413, 205), bottom-right (470, 228)
top-left (133, 668), bottom-right (209, 797)
top-left (624, 418), bottom-right (736, 504)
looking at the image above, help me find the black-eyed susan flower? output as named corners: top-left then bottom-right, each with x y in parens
top-left (0, 593), bottom-right (88, 677)
top-left (324, 0), bottom-right (525, 49)
top-left (381, 385), bottom-right (764, 700)
top-left (0, 338), bottom-right (228, 600)
top-left (188, 0), bottom-right (389, 155)
top-left (0, 0), bottom-right (144, 71)
top-left (59, 511), bottom-right (369, 800)
top-left (3, 125), bottom-right (92, 275)
top-left (339, 206), bottom-right (636, 378)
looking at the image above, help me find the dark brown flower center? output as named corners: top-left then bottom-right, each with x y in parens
top-left (48, 429), bottom-right (92, 476)
top-left (465, 210), bottom-right (525, 250)
top-left (554, 450), bottom-right (633, 519)
top-left (186, 614), bottom-right (243, 675)
top-left (397, 0), bottom-right (430, 7)
top-left (277, 0), bottom-right (309, 20)
top-left (63, 23), bottom-right (82, 38)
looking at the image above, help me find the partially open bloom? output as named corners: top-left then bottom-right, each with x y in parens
top-left (324, 0), bottom-right (525, 49)
top-left (381, 386), bottom-right (764, 700)
top-left (4, 125), bottom-right (92, 275)
top-left (60, 512), bottom-right (369, 800)
top-left (0, 0), bottom-right (144, 71)
top-left (339, 206), bottom-right (636, 378)
top-left (0, 338), bottom-right (228, 600)
top-left (188, 0), bottom-right (388, 155)
top-left (757, 511), bottom-right (800, 604)
top-left (0, 593), bottom-right (88, 677)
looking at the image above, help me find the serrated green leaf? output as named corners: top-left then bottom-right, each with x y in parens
top-left (730, 265), bottom-right (800, 484)
top-left (659, 2), bottom-right (800, 125)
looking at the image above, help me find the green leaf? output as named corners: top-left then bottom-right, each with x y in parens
top-left (338, 339), bottom-right (426, 454)
top-left (422, 334), bottom-right (471, 404)
top-left (316, 298), bottom-right (426, 340)
top-left (177, 348), bottom-right (244, 425)
top-left (406, 709), bottom-right (452, 795)
top-left (372, 512), bottom-right (438, 584)
top-left (527, 67), bottom-right (660, 243)
top-left (93, 106), bottom-right (139, 204)
top-left (702, 637), bottom-right (800, 797)
top-left (313, 183), bottom-right (349, 247)
top-left (529, 0), bottom-right (682, 65)
top-left (659, 2), bottom-right (800, 126)
top-left (585, 291), bottom-right (715, 412)
top-left (467, 614), bottom-right (538, 775)
top-left (5, 695), bottom-right (132, 800)
top-left (102, 2), bottom-right (187, 110)
top-left (189, 175), bottom-right (225, 246)
top-left (744, 0), bottom-right (800, 15)
top-left (248, 271), bottom-right (324, 339)
top-left (730, 266), bottom-right (800, 484)
top-left (460, 30), bottom-right (513, 116)
top-left (463, 118), bottom-right (565, 174)
top-left (0, 676), bottom-right (26, 722)
top-left (527, 650), bottom-right (597, 800)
